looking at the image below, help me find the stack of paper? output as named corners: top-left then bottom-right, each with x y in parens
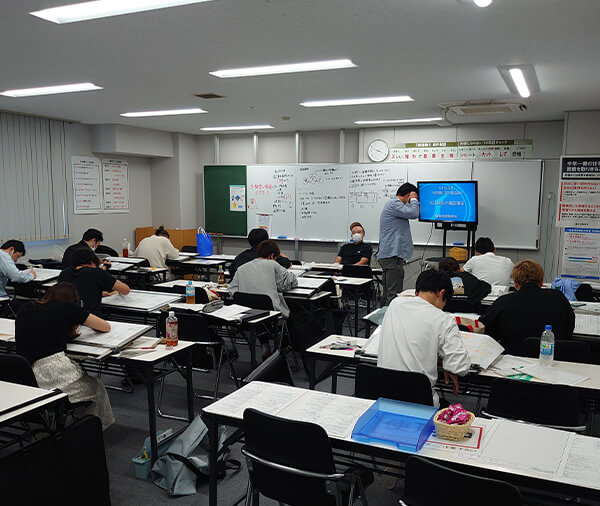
top-left (575, 314), bottom-right (600, 336)
top-left (67, 321), bottom-right (151, 359)
top-left (459, 331), bottom-right (504, 369)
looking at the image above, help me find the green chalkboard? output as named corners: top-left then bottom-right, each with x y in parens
top-left (204, 165), bottom-right (247, 236)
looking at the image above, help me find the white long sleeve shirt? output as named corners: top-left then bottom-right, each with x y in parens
top-left (377, 295), bottom-right (471, 406)
top-left (463, 252), bottom-right (514, 286)
top-left (133, 235), bottom-right (179, 269)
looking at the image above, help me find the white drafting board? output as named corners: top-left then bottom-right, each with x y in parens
top-left (246, 165), bottom-right (296, 238)
top-left (347, 164), bottom-right (408, 242)
top-left (31, 268), bottom-right (62, 282)
top-left (296, 165), bottom-right (350, 241)
top-left (73, 321), bottom-right (150, 348)
top-left (408, 162), bottom-right (473, 246)
top-left (102, 290), bottom-right (182, 311)
top-left (473, 160), bottom-right (543, 250)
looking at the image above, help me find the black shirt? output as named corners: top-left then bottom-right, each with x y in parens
top-left (62, 240), bottom-right (92, 267)
top-left (480, 282), bottom-right (576, 354)
top-left (444, 271), bottom-right (491, 313)
top-left (229, 248), bottom-right (292, 277)
top-left (58, 267), bottom-right (116, 316)
top-left (15, 299), bottom-right (89, 364)
top-left (337, 242), bottom-right (373, 265)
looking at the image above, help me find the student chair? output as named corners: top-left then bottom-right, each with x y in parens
top-left (156, 311), bottom-right (237, 419)
top-left (242, 408), bottom-right (372, 506)
top-left (242, 348), bottom-right (295, 386)
top-left (480, 378), bottom-right (586, 431)
top-left (181, 245), bottom-right (197, 253)
top-left (519, 337), bottom-right (592, 364)
top-left (400, 456), bottom-right (522, 506)
top-left (354, 364), bottom-right (434, 406)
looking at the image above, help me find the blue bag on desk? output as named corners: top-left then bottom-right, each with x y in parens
top-left (196, 227), bottom-right (213, 256)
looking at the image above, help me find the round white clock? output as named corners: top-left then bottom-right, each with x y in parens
top-left (367, 139), bottom-right (389, 162)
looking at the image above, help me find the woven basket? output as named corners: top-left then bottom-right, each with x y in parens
top-left (433, 409), bottom-right (475, 441)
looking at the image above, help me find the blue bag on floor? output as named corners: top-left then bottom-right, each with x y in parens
top-left (196, 227), bottom-right (213, 256)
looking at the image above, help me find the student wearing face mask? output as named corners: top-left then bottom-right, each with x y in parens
top-left (334, 222), bottom-right (373, 266)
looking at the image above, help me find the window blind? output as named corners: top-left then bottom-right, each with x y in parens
top-left (0, 112), bottom-right (69, 242)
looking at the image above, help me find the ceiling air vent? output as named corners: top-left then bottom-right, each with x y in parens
top-left (443, 101), bottom-right (527, 115)
top-left (194, 93), bottom-right (225, 99)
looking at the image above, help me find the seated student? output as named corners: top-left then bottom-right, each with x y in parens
top-left (463, 237), bottom-right (514, 286)
top-left (62, 228), bottom-right (105, 267)
top-left (228, 239), bottom-right (298, 358)
top-left (15, 282), bottom-right (114, 430)
top-left (58, 248), bottom-right (130, 316)
top-left (480, 260), bottom-right (575, 355)
top-left (334, 222), bottom-right (373, 266)
top-left (438, 256), bottom-right (491, 313)
top-left (377, 269), bottom-right (471, 407)
top-left (0, 240), bottom-right (36, 298)
top-left (133, 225), bottom-right (180, 269)
top-left (229, 228), bottom-right (291, 278)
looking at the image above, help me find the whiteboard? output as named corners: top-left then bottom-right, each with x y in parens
top-left (296, 165), bottom-right (349, 241)
top-left (408, 162), bottom-right (473, 246)
top-left (347, 164), bottom-right (407, 243)
top-left (246, 165), bottom-right (296, 238)
top-left (473, 160), bottom-right (542, 250)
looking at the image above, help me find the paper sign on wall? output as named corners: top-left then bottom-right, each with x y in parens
top-left (230, 185), bottom-right (245, 211)
top-left (390, 139), bottom-right (533, 161)
top-left (557, 157), bottom-right (600, 227)
top-left (102, 159), bottom-right (129, 213)
top-left (72, 156), bottom-right (102, 214)
top-left (561, 228), bottom-right (600, 281)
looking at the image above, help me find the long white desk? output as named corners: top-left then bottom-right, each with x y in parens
top-left (202, 381), bottom-right (600, 506)
top-left (0, 380), bottom-right (67, 427)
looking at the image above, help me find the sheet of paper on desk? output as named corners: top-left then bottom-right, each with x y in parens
top-left (520, 363), bottom-right (589, 386)
top-left (489, 285), bottom-right (509, 296)
top-left (561, 435), bottom-right (600, 486)
top-left (296, 277), bottom-right (328, 289)
top-left (0, 318), bottom-right (15, 337)
top-left (103, 290), bottom-right (181, 310)
top-left (278, 390), bottom-right (374, 439)
top-left (209, 304), bottom-right (250, 321)
top-left (488, 354), bottom-right (533, 376)
top-left (31, 268), bottom-right (62, 281)
top-left (479, 420), bottom-right (572, 476)
top-left (74, 321), bottom-right (148, 348)
top-left (575, 314), bottom-right (600, 335)
top-left (459, 331), bottom-right (504, 369)
top-left (205, 382), bottom-right (306, 419)
top-left (169, 302), bottom-right (206, 312)
top-left (108, 262), bottom-right (132, 272)
top-left (572, 301), bottom-right (600, 314)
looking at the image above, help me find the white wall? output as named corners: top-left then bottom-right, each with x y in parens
top-left (564, 111), bottom-right (600, 155)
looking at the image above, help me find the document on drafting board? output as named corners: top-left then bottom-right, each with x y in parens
top-left (459, 331), bottom-right (504, 369)
top-left (102, 290), bottom-right (182, 311)
top-left (31, 268), bottom-right (62, 282)
top-left (73, 321), bottom-right (150, 349)
top-left (575, 313), bottom-right (600, 336)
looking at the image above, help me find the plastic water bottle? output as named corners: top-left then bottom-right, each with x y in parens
top-left (539, 324), bottom-right (555, 367)
top-left (122, 238), bottom-right (129, 257)
top-left (165, 311), bottom-right (178, 349)
top-left (185, 280), bottom-right (195, 304)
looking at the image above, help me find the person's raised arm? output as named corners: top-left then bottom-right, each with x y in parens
top-left (83, 313), bottom-right (111, 332)
top-left (113, 279), bottom-right (130, 295)
top-left (390, 196), bottom-right (420, 219)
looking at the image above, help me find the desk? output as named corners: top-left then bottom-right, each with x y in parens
top-left (0, 381), bottom-right (67, 428)
top-left (166, 257), bottom-right (226, 281)
top-left (202, 381), bottom-right (600, 506)
top-left (101, 290), bottom-right (182, 323)
top-left (112, 266), bottom-right (169, 289)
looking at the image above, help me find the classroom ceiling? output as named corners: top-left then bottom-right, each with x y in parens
top-left (0, 0), bottom-right (599, 135)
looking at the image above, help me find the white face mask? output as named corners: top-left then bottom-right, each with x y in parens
top-left (352, 233), bottom-right (363, 243)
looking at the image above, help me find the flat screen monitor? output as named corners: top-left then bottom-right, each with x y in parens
top-left (417, 181), bottom-right (478, 224)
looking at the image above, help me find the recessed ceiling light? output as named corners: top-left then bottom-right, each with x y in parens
top-left (300, 96), bottom-right (413, 108)
top-left (121, 108), bottom-right (207, 117)
top-left (30, 0), bottom-right (215, 24)
top-left (473, 0), bottom-right (492, 7)
top-left (210, 59), bottom-right (357, 79)
top-left (0, 82), bottom-right (103, 97)
top-left (498, 64), bottom-right (539, 98)
top-left (354, 117), bottom-right (443, 125)
top-left (200, 125), bottom-right (274, 131)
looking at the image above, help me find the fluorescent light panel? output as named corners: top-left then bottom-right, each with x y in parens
top-left (30, 0), bottom-right (215, 24)
top-left (210, 59), bottom-right (356, 78)
top-left (498, 64), bottom-right (539, 98)
top-left (300, 96), bottom-right (413, 108)
top-left (0, 82), bottom-right (102, 97)
top-left (200, 125), bottom-right (274, 131)
top-left (121, 108), bottom-right (207, 117)
top-left (355, 117), bottom-right (443, 125)
top-left (473, 0), bottom-right (493, 7)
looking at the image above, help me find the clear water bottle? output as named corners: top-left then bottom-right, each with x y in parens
top-left (539, 324), bottom-right (555, 367)
top-left (165, 311), bottom-right (178, 349)
top-left (185, 280), bottom-right (195, 304)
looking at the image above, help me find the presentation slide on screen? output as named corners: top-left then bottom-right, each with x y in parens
top-left (418, 182), bottom-right (478, 223)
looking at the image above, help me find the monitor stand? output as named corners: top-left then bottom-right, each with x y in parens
top-left (435, 222), bottom-right (478, 258)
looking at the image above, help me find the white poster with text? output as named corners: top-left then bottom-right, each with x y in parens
top-left (72, 156), bottom-right (102, 214)
top-left (102, 159), bottom-right (129, 213)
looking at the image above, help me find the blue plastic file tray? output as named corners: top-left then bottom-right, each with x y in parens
top-left (351, 398), bottom-right (437, 452)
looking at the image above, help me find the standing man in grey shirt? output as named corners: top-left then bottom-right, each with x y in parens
top-left (377, 183), bottom-right (420, 306)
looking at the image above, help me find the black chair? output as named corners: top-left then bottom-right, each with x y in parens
top-left (481, 378), bottom-right (586, 431)
top-left (242, 408), bottom-right (372, 506)
top-left (354, 364), bottom-right (434, 406)
top-left (232, 291), bottom-right (274, 311)
top-left (242, 348), bottom-right (295, 386)
top-left (400, 456), bottom-right (522, 506)
top-left (156, 311), bottom-right (237, 417)
top-left (0, 415), bottom-right (110, 506)
top-left (290, 259), bottom-right (302, 266)
top-left (519, 337), bottom-right (592, 364)
top-left (182, 245), bottom-right (197, 253)
top-left (154, 283), bottom-right (210, 303)
top-left (94, 244), bottom-right (119, 257)
top-left (340, 265), bottom-right (374, 335)
top-left (0, 353), bottom-right (38, 387)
